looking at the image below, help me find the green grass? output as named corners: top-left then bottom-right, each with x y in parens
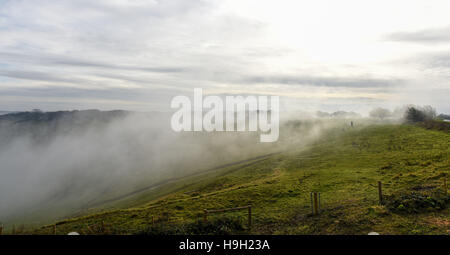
top-left (27, 123), bottom-right (450, 235)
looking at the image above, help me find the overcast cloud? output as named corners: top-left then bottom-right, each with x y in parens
top-left (1, 0), bottom-right (450, 113)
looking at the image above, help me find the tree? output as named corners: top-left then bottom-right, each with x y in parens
top-left (316, 111), bottom-right (330, 118)
top-left (404, 105), bottom-right (436, 123)
top-left (421, 105), bottom-right (437, 119)
top-left (369, 107), bottom-right (391, 120)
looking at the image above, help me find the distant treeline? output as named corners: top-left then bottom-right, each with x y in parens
top-left (316, 111), bottom-right (361, 118)
top-left (438, 113), bottom-right (450, 120)
top-left (367, 105), bottom-right (448, 123)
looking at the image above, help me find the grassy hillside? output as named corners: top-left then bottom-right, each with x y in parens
top-left (25, 123), bottom-right (450, 234)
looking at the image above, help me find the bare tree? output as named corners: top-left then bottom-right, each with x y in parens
top-left (369, 107), bottom-right (391, 120)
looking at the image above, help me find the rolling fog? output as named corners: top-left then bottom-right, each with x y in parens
top-left (0, 111), bottom-right (342, 223)
top-left (0, 110), bottom-right (360, 224)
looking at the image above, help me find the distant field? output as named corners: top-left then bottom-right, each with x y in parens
top-left (19, 123), bottom-right (450, 234)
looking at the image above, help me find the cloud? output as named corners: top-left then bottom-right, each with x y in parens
top-left (386, 27), bottom-right (450, 44)
top-left (242, 75), bottom-right (402, 88)
top-left (0, 0), bottom-right (270, 111)
top-left (0, 52), bottom-right (185, 73)
top-left (421, 52), bottom-right (450, 69)
top-left (0, 0), bottom-right (449, 113)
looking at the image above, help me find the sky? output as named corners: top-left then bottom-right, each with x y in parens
top-left (0, 0), bottom-right (450, 114)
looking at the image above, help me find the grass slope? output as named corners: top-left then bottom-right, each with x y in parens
top-left (30, 124), bottom-right (450, 235)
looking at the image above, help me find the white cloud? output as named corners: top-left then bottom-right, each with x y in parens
top-left (0, 0), bottom-right (449, 112)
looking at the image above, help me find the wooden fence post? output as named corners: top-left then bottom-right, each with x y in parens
top-left (318, 192), bottom-right (321, 212)
top-left (248, 206), bottom-right (252, 230)
top-left (19, 225), bottom-right (24, 233)
top-left (313, 192), bottom-right (319, 215)
top-left (444, 176), bottom-right (447, 195)
top-left (203, 209), bottom-right (208, 222)
top-left (378, 181), bottom-right (383, 205)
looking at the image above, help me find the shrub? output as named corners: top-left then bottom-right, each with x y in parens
top-left (384, 190), bottom-right (449, 214)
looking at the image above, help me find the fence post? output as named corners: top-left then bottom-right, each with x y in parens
top-left (444, 175), bottom-right (447, 195)
top-left (313, 192), bottom-right (319, 215)
top-left (318, 192), bottom-right (321, 212)
top-left (203, 209), bottom-right (208, 222)
top-left (310, 192), bottom-right (319, 215)
top-left (0, 224), bottom-right (3, 235)
top-left (248, 206), bottom-right (252, 230)
top-left (378, 181), bottom-right (383, 205)
top-left (443, 174), bottom-right (448, 195)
